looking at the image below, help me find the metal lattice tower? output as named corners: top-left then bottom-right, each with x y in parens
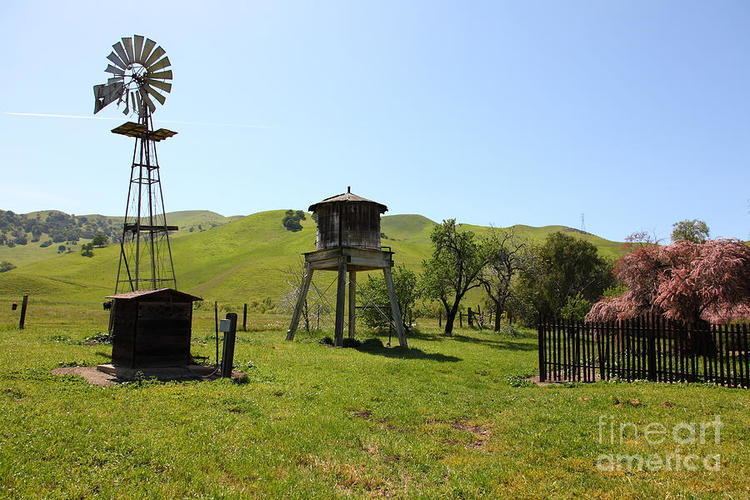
top-left (92, 35), bottom-right (178, 293)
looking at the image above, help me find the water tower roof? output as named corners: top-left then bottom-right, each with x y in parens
top-left (308, 188), bottom-right (388, 213)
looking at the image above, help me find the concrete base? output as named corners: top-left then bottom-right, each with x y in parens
top-left (51, 364), bottom-right (246, 387)
top-left (96, 363), bottom-right (217, 380)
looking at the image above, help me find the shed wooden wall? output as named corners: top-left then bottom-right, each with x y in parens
top-left (111, 298), bottom-right (193, 368)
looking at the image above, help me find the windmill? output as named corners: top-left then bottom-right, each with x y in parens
top-left (93, 35), bottom-right (178, 293)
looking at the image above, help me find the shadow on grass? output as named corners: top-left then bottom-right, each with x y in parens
top-left (355, 339), bottom-right (461, 362)
top-left (450, 334), bottom-right (537, 352)
top-left (403, 330), bottom-right (447, 342)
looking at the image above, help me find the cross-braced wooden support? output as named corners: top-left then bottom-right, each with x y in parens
top-left (286, 247), bottom-right (407, 348)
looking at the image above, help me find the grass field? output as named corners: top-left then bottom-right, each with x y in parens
top-left (0, 302), bottom-right (748, 498)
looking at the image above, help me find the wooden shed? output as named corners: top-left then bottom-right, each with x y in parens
top-left (107, 288), bottom-right (202, 368)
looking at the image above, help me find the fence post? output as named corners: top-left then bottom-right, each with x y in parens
top-left (459, 312), bottom-right (463, 328)
top-left (647, 314), bottom-right (657, 381)
top-left (438, 310), bottom-right (442, 328)
top-left (538, 317), bottom-right (546, 382)
top-left (742, 324), bottom-right (749, 388)
top-left (468, 307), bottom-right (473, 327)
top-left (214, 301), bottom-right (219, 367)
top-left (242, 303), bottom-right (248, 332)
top-left (18, 294), bottom-right (29, 330)
top-left (596, 321), bottom-right (606, 381)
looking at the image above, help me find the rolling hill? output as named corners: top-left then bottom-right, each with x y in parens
top-left (0, 210), bottom-right (628, 306)
top-left (0, 210), bottom-right (241, 268)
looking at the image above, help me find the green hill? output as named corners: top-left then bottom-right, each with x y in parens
top-left (0, 210), bottom-right (627, 305)
top-left (151, 210), bottom-right (240, 235)
top-left (0, 210), bottom-right (240, 268)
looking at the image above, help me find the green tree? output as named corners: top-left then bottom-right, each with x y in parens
top-left (516, 233), bottom-right (612, 323)
top-left (671, 219), bottom-right (710, 243)
top-left (479, 228), bottom-right (529, 331)
top-left (80, 243), bottom-right (94, 257)
top-left (282, 210), bottom-right (306, 232)
top-left (357, 265), bottom-right (419, 331)
top-left (421, 219), bottom-right (487, 335)
top-left (91, 234), bottom-right (109, 247)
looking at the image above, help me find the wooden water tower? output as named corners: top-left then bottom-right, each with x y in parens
top-left (286, 188), bottom-right (407, 347)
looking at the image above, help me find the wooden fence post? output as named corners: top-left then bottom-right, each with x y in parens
top-left (647, 314), bottom-right (657, 381)
top-left (242, 303), bottom-right (248, 332)
top-left (538, 318), bottom-right (546, 382)
top-left (438, 310), bottom-right (442, 328)
top-left (459, 312), bottom-right (463, 328)
top-left (214, 301), bottom-right (219, 366)
top-left (19, 294), bottom-right (29, 330)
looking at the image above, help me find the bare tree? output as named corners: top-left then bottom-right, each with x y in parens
top-left (278, 258), bottom-right (311, 332)
top-left (479, 228), bottom-right (528, 331)
top-left (625, 230), bottom-right (663, 245)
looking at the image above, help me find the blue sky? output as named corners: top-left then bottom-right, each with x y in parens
top-left (1, 0), bottom-right (748, 241)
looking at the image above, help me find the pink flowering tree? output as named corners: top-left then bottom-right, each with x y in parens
top-left (587, 240), bottom-right (750, 325)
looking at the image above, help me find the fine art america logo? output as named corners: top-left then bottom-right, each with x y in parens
top-left (596, 415), bottom-right (723, 472)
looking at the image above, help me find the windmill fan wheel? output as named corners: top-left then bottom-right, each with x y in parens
top-left (93, 35), bottom-right (173, 116)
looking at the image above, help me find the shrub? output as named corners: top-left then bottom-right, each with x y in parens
top-left (282, 210), bottom-right (306, 232)
top-left (80, 243), bottom-right (94, 257)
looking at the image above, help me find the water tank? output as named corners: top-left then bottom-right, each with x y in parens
top-left (309, 188), bottom-right (388, 250)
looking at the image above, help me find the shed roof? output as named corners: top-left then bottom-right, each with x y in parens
top-left (106, 288), bottom-right (202, 302)
top-left (308, 187), bottom-right (388, 213)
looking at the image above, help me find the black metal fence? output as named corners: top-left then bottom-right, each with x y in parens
top-left (538, 316), bottom-right (749, 388)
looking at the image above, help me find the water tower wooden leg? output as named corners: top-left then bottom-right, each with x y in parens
top-left (348, 271), bottom-right (356, 339)
top-left (287, 263), bottom-right (314, 340)
top-left (334, 258), bottom-right (347, 346)
top-left (383, 266), bottom-right (408, 348)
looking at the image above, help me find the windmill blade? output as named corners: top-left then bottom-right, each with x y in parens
top-left (148, 70), bottom-right (173, 81)
top-left (121, 37), bottom-right (135, 63)
top-left (140, 90), bottom-right (156, 113)
top-left (143, 46), bottom-right (165, 68)
top-left (139, 38), bottom-right (157, 64)
top-left (112, 41), bottom-right (129, 67)
top-left (93, 81), bottom-right (124, 114)
top-left (107, 51), bottom-right (127, 70)
top-left (144, 84), bottom-right (167, 105)
top-left (133, 35), bottom-right (145, 61)
top-left (145, 78), bottom-right (172, 93)
top-left (105, 64), bottom-right (125, 76)
top-left (108, 77), bottom-right (124, 85)
top-left (147, 56), bottom-right (171, 73)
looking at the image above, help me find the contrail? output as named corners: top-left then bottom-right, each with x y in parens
top-left (4, 112), bottom-right (118, 121)
top-left (3, 111), bottom-right (272, 129)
